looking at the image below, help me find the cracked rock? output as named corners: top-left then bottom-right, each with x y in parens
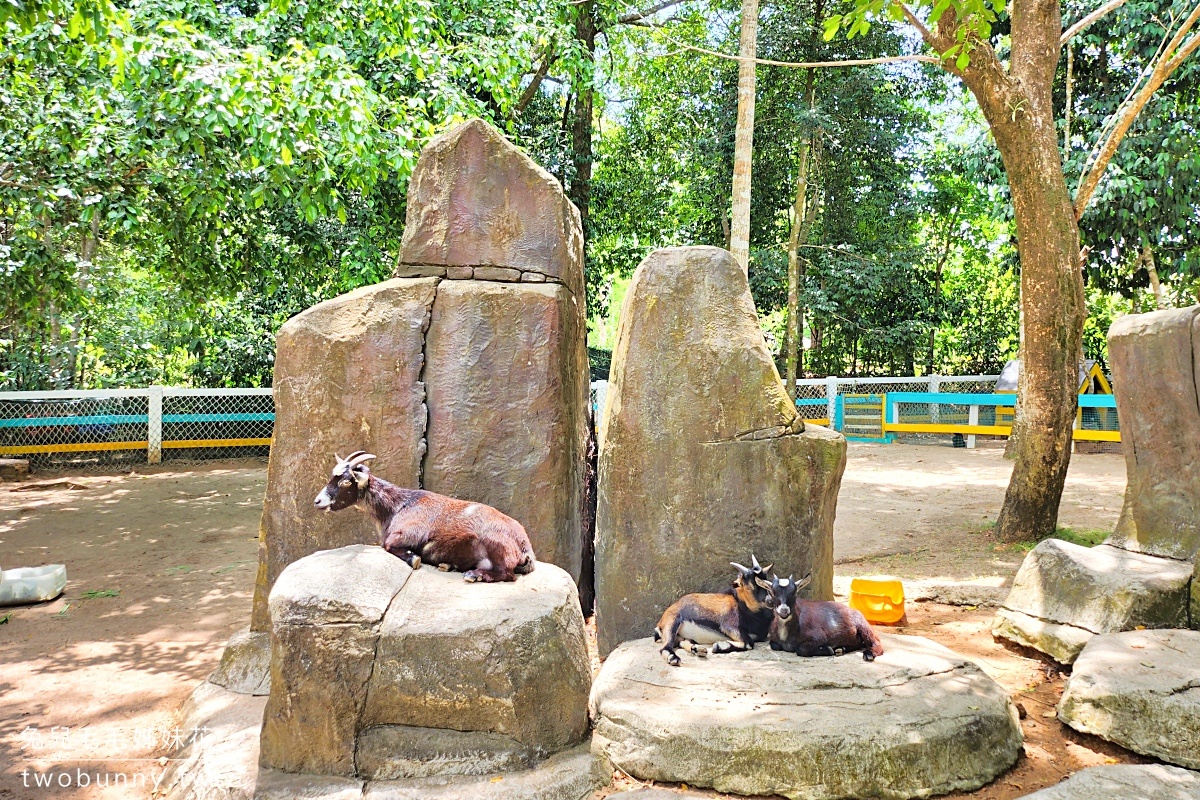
top-left (1058, 629), bottom-right (1200, 769)
top-left (590, 634), bottom-right (1022, 799)
top-left (595, 245), bottom-right (846, 655)
top-left (258, 546), bottom-right (590, 782)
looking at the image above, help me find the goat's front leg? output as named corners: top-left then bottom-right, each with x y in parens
top-left (382, 532), bottom-right (422, 569)
top-left (710, 620), bottom-right (751, 655)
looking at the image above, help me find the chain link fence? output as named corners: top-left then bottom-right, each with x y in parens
top-left (0, 388), bottom-right (272, 474)
top-left (1, 374), bottom-right (1121, 475)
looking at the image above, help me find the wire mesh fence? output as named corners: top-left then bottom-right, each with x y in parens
top-left (0, 373), bottom-right (1120, 475)
top-left (0, 388), bottom-right (272, 474)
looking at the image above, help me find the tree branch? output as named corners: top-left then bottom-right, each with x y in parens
top-left (613, 0), bottom-right (683, 27)
top-left (1074, 2), bottom-right (1200, 218)
top-left (1061, 0), bottom-right (1129, 45)
top-left (514, 45), bottom-right (556, 116)
top-left (652, 43), bottom-right (938, 68)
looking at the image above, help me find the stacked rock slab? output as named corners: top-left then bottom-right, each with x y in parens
top-left (248, 118), bottom-right (589, 632)
top-left (994, 305), bottom-right (1200, 663)
top-left (254, 544), bottom-right (598, 796)
top-left (594, 245), bottom-right (846, 655)
top-left (1058, 629), bottom-right (1200, 769)
top-left (590, 636), bottom-right (1023, 798)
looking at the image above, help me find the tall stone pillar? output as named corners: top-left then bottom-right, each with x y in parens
top-left (249, 120), bottom-right (590, 630)
top-left (594, 246), bottom-right (847, 656)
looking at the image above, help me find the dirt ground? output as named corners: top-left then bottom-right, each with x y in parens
top-left (0, 444), bottom-right (1134, 799)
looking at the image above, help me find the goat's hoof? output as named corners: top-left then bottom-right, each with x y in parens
top-left (463, 573), bottom-right (479, 583)
top-left (694, 646), bottom-right (708, 658)
top-left (833, 647), bottom-right (846, 657)
top-left (864, 651), bottom-right (876, 662)
top-left (653, 628), bottom-right (662, 642)
top-left (660, 650), bottom-right (681, 667)
top-left (409, 556), bottom-right (422, 570)
top-left (711, 642), bottom-right (730, 654)
top-left (437, 563), bottom-right (452, 572)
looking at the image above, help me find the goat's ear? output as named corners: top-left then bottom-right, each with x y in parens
top-left (795, 573), bottom-right (812, 591)
top-left (753, 576), bottom-right (772, 591)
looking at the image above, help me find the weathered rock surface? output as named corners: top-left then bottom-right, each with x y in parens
top-left (1017, 764), bottom-right (1200, 800)
top-left (993, 540), bottom-right (1192, 663)
top-left (161, 683), bottom-right (604, 800)
top-left (1058, 629), bottom-right (1200, 769)
top-left (399, 119), bottom-right (585, 291)
top-left (595, 246), bottom-right (846, 656)
top-left (1106, 305), bottom-right (1200, 562)
top-left (250, 278), bottom-right (437, 631)
top-left (590, 635), bottom-right (1022, 799)
top-left (260, 546), bottom-right (412, 776)
top-left (160, 681), bottom-right (267, 800)
top-left (422, 279), bottom-right (589, 577)
top-left (362, 744), bottom-right (606, 800)
top-left (359, 561), bottom-right (592, 778)
top-left (209, 627), bottom-right (271, 696)
top-left (246, 120), bottom-right (591, 638)
top-left (259, 545), bottom-right (591, 781)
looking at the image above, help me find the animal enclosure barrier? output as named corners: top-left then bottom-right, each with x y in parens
top-left (793, 375), bottom-right (1121, 447)
top-left (0, 387), bottom-right (273, 472)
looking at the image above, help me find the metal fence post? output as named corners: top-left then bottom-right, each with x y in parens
top-left (826, 376), bottom-right (838, 431)
top-left (148, 386), bottom-right (164, 464)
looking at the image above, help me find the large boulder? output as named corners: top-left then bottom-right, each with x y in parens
top-left (590, 635), bottom-right (1023, 799)
top-left (251, 279), bottom-right (437, 630)
top-left (995, 306), bottom-right (1200, 661)
top-left (1016, 765), bottom-right (1200, 800)
top-left (249, 119), bottom-right (590, 632)
top-left (1105, 305), bottom-right (1200, 561)
top-left (259, 545), bottom-right (592, 782)
top-left (595, 246), bottom-right (846, 655)
top-left (421, 279), bottom-right (588, 574)
top-left (992, 539), bottom-right (1191, 663)
top-left (1058, 629), bottom-right (1200, 769)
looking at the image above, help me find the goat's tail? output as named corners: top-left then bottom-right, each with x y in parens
top-left (856, 615), bottom-right (885, 661)
top-left (514, 549), bottom-right (536, 574)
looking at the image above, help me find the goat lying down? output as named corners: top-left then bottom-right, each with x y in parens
top-left (653, 556), bottom-right (776, 666)
top-left (314, 452), bottom-right (536, 583)
top-left (768, 573), bottom-right (884, 661)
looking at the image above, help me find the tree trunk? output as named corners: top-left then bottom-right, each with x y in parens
top-left (987, 113), bottom-right (1084, 541)
top-left (785, 71), bottom-right (817, 399)
top-left (569, 1), bottom-right (597, 233)
top-left (729, 0), bottom-right (759, 274)
top-left (1143, 240), bottom-right (1168, 309)
top-left (915, 1), bottom-right (1085, 542)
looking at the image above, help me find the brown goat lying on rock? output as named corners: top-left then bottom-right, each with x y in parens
top-left (769, 573), bottom-right (884, 661)
top-left (314, 451), bottom-right (536, 582)
top-left (653, 557), bottom-right (776, 666)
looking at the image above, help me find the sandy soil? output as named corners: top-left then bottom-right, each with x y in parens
top-left (0, 460), bottom-right (266, 799)
top-left (0, 444), bottom-right (1132, 799)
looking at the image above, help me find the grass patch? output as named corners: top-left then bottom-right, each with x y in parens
top-left (80, 589), bottom-right (120, 599)
top-left (1001, 526), bottom-right (1109, 553)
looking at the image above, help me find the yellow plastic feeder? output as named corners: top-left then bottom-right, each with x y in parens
top-left (849, 576), bottom-right (906, 625)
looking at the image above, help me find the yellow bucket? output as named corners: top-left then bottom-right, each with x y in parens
top-left (849, 576), bottom-right (906, 625)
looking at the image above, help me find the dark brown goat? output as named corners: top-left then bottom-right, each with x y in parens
top-left (314, 451), bottom-right (536, 582)
top-left (768, 573), bottom-right (884, 661)
top-left (653, 558), bottom-right (776, 666)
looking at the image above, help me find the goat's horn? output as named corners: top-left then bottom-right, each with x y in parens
top-left (346, 452), bottom-right (376, 469)
top-left (730, 561), bottom-right (751, 575)
top-left (335, 453), bottom-right (344, 464)
top-left (751, 554), bottom-right (762, 570)
top-left (762, 564), bottom-right (773, 573)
